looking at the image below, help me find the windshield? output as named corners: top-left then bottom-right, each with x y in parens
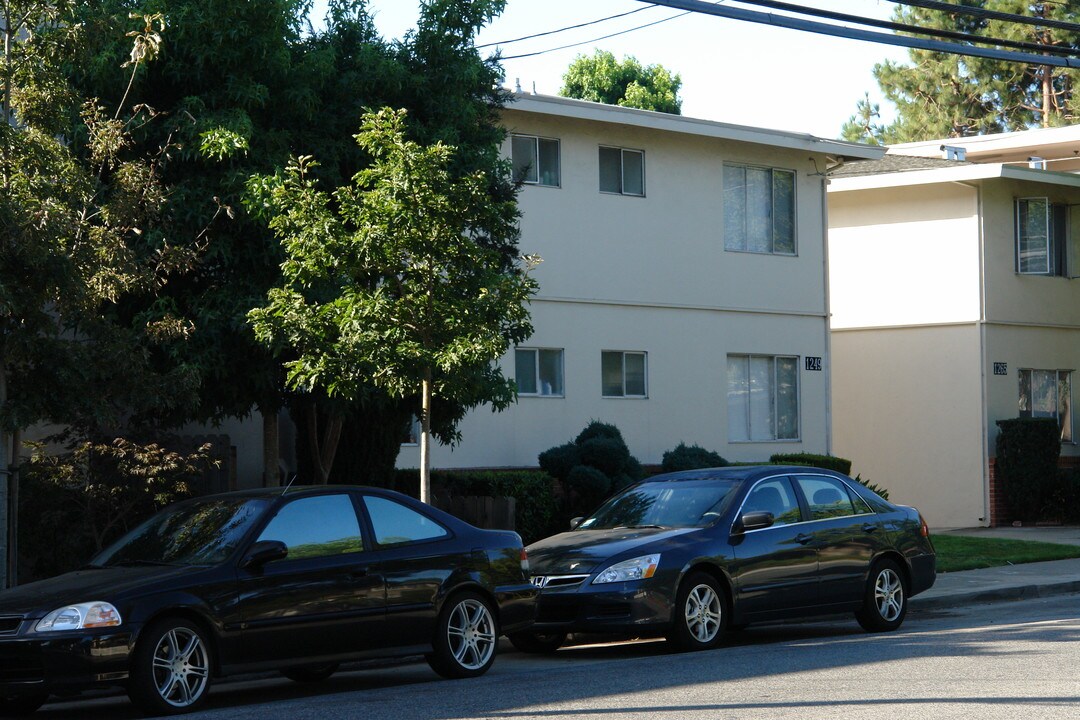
top-left (93, 497), bottom-right (271, 567)
top-left (578, 479), bottom-right (740, 530)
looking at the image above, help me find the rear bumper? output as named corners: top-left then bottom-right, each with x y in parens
top-left (908, 553), bottom-right (937, 597)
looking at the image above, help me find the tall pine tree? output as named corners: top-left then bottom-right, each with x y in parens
top-left (842, 2), bottom-right (1080, 143)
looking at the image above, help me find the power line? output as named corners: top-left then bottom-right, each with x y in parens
top-left (737, 0), bottom-right (1077, 56)
top-left (476, 5), bottom-right (657, 50)
top-left (892, 0), bottom-right (1080, 33)
top-left (500, 9), bottom-right (692, 60)
top-left (642, 0), bottom-right (1080, 68)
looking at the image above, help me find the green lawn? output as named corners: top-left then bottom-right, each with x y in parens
top-left (933, 534), bottom-right (1080, 573)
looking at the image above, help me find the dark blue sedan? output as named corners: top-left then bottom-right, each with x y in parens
top-left (512, 465), bottom-right (935, 653)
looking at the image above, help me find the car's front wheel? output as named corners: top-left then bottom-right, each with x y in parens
top-left (508, 631), bottom-right (567, 654)
top-left (0, 692), bottom-right (47, 717)
top-left (856, 559), bottom-right (908, 632)
top-left (426, 591), bottom-right (498, 679)
top-left (127, 617), bottom-right (213, 715)
top-left (667, 572), bottom-right (726, 651)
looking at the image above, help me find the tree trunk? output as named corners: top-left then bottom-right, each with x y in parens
top-left (420, 368), bottom-right (432, 505)
top-left (1043, 64), bottom-right (1052, 129)
top-left (261, 407), bottom-right (280, 487)
top-left (304, 400), bottom-right (343, 484)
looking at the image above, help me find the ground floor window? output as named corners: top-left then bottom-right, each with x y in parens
top-left (727, 354), bottom-right (799, 442)
top-left (1019, 368), bottom-right (1073, 441)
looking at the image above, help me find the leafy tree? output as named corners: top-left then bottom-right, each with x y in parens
top-left (561, 49), bottom-right (682, 114)
top-left (249, 108), bottom-right (537, 501)
top-left (842, 2), bottom-right (1080, 143)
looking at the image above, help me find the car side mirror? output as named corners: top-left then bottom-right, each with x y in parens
top-left (734, 511), bottom-right (775, 534)
top-left (241, 540), bottom-right (288, 570)
top-left (570, 516), bottom-right (585, 530)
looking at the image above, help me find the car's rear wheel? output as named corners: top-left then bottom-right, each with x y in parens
top-left (0, 693), bottom-right (47, 717)
top-left (667, 572), bottom-right (726, 651)
top-left (856, 558), bottom-right (908, 632)
top-left (426, 591), bottom-right (498, 679)
top-left (128, 617), bottom-right (212, 715)
top-left (281, 663), bottom-right (339, 682)
top-left (508, 631), bottom-right (567, 654)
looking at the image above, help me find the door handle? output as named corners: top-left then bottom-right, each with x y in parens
top-left (862, 523), bottom-right (879, 533)
top-left (794, 533), bottom-right (814, 545)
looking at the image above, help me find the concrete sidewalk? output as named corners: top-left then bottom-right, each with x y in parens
top-left (911, 526), bottom-right (1080, 611)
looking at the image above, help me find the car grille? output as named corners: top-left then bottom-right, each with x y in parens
top-left (0, 616), bottom-right (23, 635)
top-left (530, 574), bottom-right (589, 589)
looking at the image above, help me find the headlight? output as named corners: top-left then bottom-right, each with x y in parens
top-left (592, 554), bottom-right (660, 584)
top-left (35, 602), bottom-right (122, 632)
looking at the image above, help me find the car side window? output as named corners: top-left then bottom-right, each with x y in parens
top-left (256, 494), bottom-right (364, 560)
top-left (742, 477), bottom-right (801, 527)
top-left (794, 476), bottom-right (858, 521)
top-left (363, 496), bottom-right (449, 546)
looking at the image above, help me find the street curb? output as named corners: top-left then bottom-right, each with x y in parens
top-left (911, 578), bottom-right (1080, 611)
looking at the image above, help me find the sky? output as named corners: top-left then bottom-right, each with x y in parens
top-left (340, 0), bottom-right (913, 139)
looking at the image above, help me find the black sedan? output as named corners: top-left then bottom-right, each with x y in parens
top-left (0, 485), bottom-right (536, 716)
top-left (511, 465), bottom-right (935, 653)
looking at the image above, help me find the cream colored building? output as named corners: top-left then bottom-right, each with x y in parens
top-left (829, 158), bottom-right (1080, 528)
top-left (394, 93), bottom-right (881, 473)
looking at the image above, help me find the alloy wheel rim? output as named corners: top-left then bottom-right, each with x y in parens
top-left (152, 627), bottom-right (210, 707)
top-left (684, 584), bottom-right (722, 643)
top-left (874, 568), bottom-right (904, 621)
top-left (447, 599), bottom-right (496, 670)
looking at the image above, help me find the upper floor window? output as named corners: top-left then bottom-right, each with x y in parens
top-left (1015, 198), bottom-right (1067, 276)
top-left (727, 354), bottom-right (799, 442)
top-left (1019, 368), bottom-right (1073, 442)
top-left (515, 347), bottom-right (564, 397)
top-left (511, 135), bottom-right (560, 187)
top-left (602, 351), bottom-right (647, 397)
top-left (723, 164), bottom-right (796, 255)
top-left (599, 146), bottom-right (644, 196)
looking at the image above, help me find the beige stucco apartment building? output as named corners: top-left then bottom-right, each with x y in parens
top-left (829, 157), bottom-right (1080, 528)
top-left (393, 93), bottom-right (882, 472)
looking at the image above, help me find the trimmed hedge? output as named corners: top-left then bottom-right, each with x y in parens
top-left (995, 417), bottom-right (1062, 521)
top-left (770, 453), bottom-right (852, 475)
top-left (661, 443), bottom-right (729, 472)
top-left (539, 421), bottom-right (644, 518)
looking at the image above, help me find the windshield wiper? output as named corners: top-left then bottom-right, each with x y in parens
top-left (613, 524), bottom-right (666, 530)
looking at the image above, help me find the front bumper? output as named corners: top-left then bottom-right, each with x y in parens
top-left (0, 622), bottom-right (134, 696)
top-left (495, 583), bottom-right (540, 635)
top-left (529, 577), bottom-right (674, 636)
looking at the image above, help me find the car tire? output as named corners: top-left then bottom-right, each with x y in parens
top-left (281, 663), bottom-right (339, 682)
top-left (667, 571), bottom-right (727, 652)
top-left (426, 591), bottom-right (498, 679)
top-left (127, 617), bottom-right (213, 715)
top-left (508, 631), bottom-right (567, 654)
top-left (856, 558), bottom-right (908, 632)
top-left (0, 693), bottom-right (47, 717)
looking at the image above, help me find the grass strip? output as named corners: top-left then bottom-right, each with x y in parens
top-left (934, 534), bottom-right (1080, 573)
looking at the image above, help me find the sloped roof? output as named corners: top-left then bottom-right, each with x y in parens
top-left (830, 154), bottom-right (972, 178)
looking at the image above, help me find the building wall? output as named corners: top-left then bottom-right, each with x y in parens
top-left (828, 183), bottom-right (981, 329)
top-left (831, 325), bottom-right (986, 529)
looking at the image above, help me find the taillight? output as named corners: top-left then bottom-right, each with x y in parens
top-left (520, 548), bottom-right (530, 575)
top-left (919, 513), bottom-right (930, 538)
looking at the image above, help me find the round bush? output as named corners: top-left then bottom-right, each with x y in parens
top-left (661, 443), bottom-right (728, 472)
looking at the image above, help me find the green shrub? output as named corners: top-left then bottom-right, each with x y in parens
top-left (770, 452), bottom-right (852, 475)
top-left (538, 442), bottom-right (581, 483)
top-left (996, 418), bottom-right (1062, 521)
top-left (539, 420), bottom-right (644, 519)
top-left (662, 443), bottom-right (729, 472)
top-left (575, 421), bottom-right (624, 445)
top-left (578, 437), bottom-right (631, 477)
top-left (567, 465), bottom-right (612, 508)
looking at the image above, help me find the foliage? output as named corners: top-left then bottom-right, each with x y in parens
top-left (539, 421), bottom-right (644, 517)
top-left (769, 453), bottom-right (853, 475)
top-left (995, 418), bottom-right (1061, 521)
top-left (661, 443), bottom-right (729, 473)
top-left (18, 436), bottom-right (218, 581)
top-left (853, 474), bottom-right (890, 501)
top-left (561, 49), bottom-right (682, 114)
top-left (842, 3), bottom-right (1080, 143)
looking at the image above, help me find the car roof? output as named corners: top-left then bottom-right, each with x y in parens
top-left (187, 484), bottom-right (411, 502)
top-left (643, 465), bottom-right (845, 483)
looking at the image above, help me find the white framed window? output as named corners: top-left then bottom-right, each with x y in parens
top-left (511, 135), bottom-right (560, 187)
top-left (515, 348), bottom-right (564, 397)
top-left (599, 146), bottom-right (645, 196)
top-left (602, 351), bottom-right (647, 398)
top-left (723, 164), bottom-right (796, 255)
top-left (1015, 197), bottom-right (1067, 276)
top-left (727, 354), bottom-right (799, 442)
top-left (1019, 368), bottom-right (1073, 442)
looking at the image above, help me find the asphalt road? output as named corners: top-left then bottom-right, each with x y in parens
top-left (35, 597), bottom-right (1080, 720)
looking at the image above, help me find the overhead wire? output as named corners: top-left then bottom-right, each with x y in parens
top-left (476, 5), bottom-right (657, 49)
top-left (499, 9), bottom-right (693, 60)
top-left (891, 0), bottom-right (1080, 33)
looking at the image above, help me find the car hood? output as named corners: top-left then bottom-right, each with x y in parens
top-left (527, 527), bottom-right (699, 575)
top-left (0, 565), bottom-right (207, 618)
